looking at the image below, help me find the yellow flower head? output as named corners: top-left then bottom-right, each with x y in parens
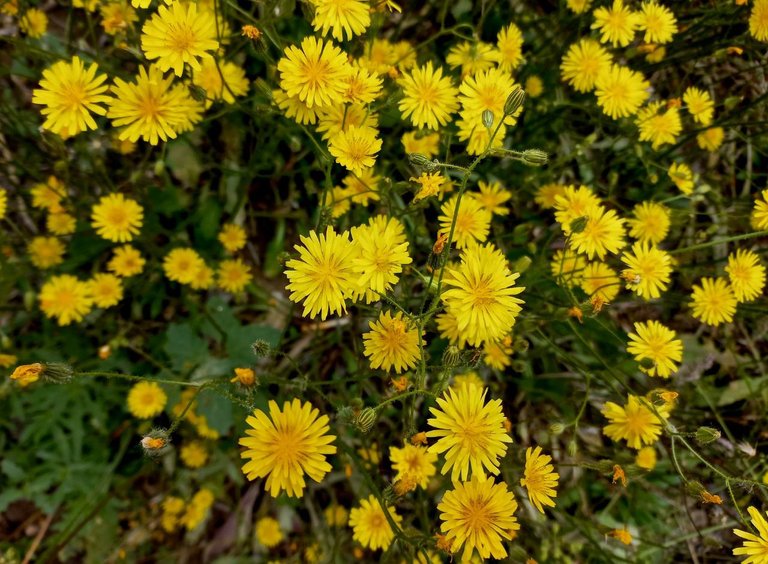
top-left (750, 0), bottom-right (768, 41)
top-left (496, 23), bottom-right (524, 71)
top-left (343, 65), bottom-right (383, 104)
top-left (231, 367), bottom-right (256, 386)
top-left (521, 446), bottom-right (559, 513)
top-left (725, 249), bottom-right (766, 303)
top-left (560, 39), bottom-right (612, 93)
top-left (318, 103), bottom-right (379, 141)
top-left (638, 1), bottom-right (677, 44)
top-left (484, 336), bottom-right (513, 370)
top-left (620, 241), bottom-right (673, 299)
top-left (349, 215), bottom-right (410, 300)
top-left (683, 87), bottom-right (714, 125)
top-left (192, 59), bottom-right (249, 107)
top-left (389, 443), bottom-right (438, 489)
top-left (32, 56), bottom-right (111, 137)
top-left (328, 125), bottom-right (382, 174)
top-left (277, 36), bottom-right (351, 109)
top-left (551, 249), bottom-right (587, 288)
top-left (437, 475), bottom-right (520, 560)
top-left (20, 7), bottom-right (48, 37)
top-left (217, 258), bottom-right (251, 293)
top-left (602, 395), bottom-right (663, 449)
top-left (255, 516), bottom-right (283, 548)
top-left (697, 126), bottom-right (725, 152)
top-left (592, 0), bottom-right (641, 47)
top-left (637, 101), bottom-right (682, 150)
top-left (635, 446), bottom-right (657, 470)
top-left (554, 184), bottom-right (602, 231)
top-left (402, 130), bottom-right (440, 158)
top-left (398, 62), bottom-right (459, 130)
top-left (239, 399), bottom-right (337, 497)
top-left (141, 2), bottom-right (219, 76)
top-left (412, 172), bottom-right (445, 201)
top-left (218, 223), bottom-right (247, 253)
top-left (427, 384), bottom-right (513, 481)
top-left (753, 189), bottom-right (768, 230)
top-left (569, 205), bottom-right (627, 260)
top-left (88, 273), bottom-right (124, 308)
top-left (581, 261), bottom-right (620, 302)
top-left (609, 528), bottom-right (633, 545)
top-left (535, 183), bottom-right (568, 209)
top-left (628, 201), bottom-right (671, 244)
top-left (349, 494), bottom-right (402, 551)
top-left (100, 1), bottom-right (137, 35)
top-left (108, 245), bottom-right (145, 277)
top-left (91, 193), bottom-right (143, 242)
top-left (668, 162), bottom-right (694, 195)
top-left (273, 88), bottom-right (318, 125)
top-left (180, 441), bottom-right (209, 469)
top-left (28, 236), bottom-right (65, 269)
top-left (595, 64), bottom-right (650, 119)
top-left (363, 310), bottom-right (421, 373)
top-left (627, 320), bottom-right (683, 378)
top-left (127, 381), bottom-right (167, 419)
top-left (324, 504), bottom-right (349, 526)
top-left (39, 274), bottom-right (93, 325)
top-left (446, 41), bottom-right (499, 76)
top-left (690, 277), bottom-right (737, 326)
top-left (47, 212), bottom-right (76, 235)
top-left (312, 0), bottom-right (370, 41)
top-left (163, 247), bottom-right (205, 285)
top-left (442, 243), bottom-right (525, 347)
top-left (285, 226), bottom-right (357, 319)
top-left (733, 506), bottom-right (768, 562)
top-left (181, 488), bottom-right (214, 530)
top-left (438, 195), bottom-right (492, 250)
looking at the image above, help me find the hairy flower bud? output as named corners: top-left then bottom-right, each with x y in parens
top-left (251, 340), bottom-right (271, 357)
top-left (482, 109), bottom-right (494, 129)
top-left (522, 149), bottom-right (548, 166)
top-left (442, 345), bottom-right (461, 368)
top-left (695, 426), bottom-right (721, 446)
top-left (550, 422), bottom-right (566, 435)
top-left (141, 428), bottom-right (171, 457)
top-left (42, 362), bottom-right (73, 384)
top-left (504, 86), bottom-right (526, 116)
top-left (353, 407), bottom-right (377, 433)
top-left (408, 153), bottom-right (432, 167)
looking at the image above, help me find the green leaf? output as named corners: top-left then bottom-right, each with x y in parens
top-left (164, 323), bottom-right (209, 372)
top-left (226, 324), bottom-right (281, 365)
top-left (166, 140), bottom-right (202, 187)
top-left (197, 390), bottom-right (233, 435)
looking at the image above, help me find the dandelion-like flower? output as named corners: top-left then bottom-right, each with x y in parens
top-left (312, 0), bottom-right (370, 41)
top-left (554, 184), bottom-right (602, 232)
top-left (690, 277), bottom-right (737, 326)
top-left (328, 125), bottom-right (382, 174)
top-left (628, 201), bottom-right (671, 244)
top-left (350, 215), bottom-right (411, 301)
top-left (621, 241), bottom-right (673, 299)
top-left (39, 274), bottom-right (93, 325)
top-left (218, 224), bottom-right (247, 253)
top-left (569, 206), bottom-right (626, 259)
top-left (595, 64), bottom-right (650, 119)
top-left (750, 0), bottom-right (768, 42)
top-left (20, 8), bottom-right (48, 37)
top-left (582, 262), bottom-right (621, 302)
top-left (752, 190), bottom-right (768, 230)
top-left (141, 2), bottom-right (219, 76)
top-left (560, 39), bottom-right (613, 93)
top-left (697, 126), bottom-right (725, 152)
top-left (592, 0), bottom-right (641, 47)
top-left (476, 181), bottom-right (512, 216)
top-left (683, 87), bottom-right (714, 125)
top-left (520, 446), bottom-right (559, 513)
top-left (446, 41), bottom-right (499, 76)
top-left (255, 517), bottom-right (283, 548)
top-left (637, 101), bottom-right (681, 150)
top-left (363, 310), bottom-right (421, 373)
top-left (127, 381), bottom-right (167, 419)
top-left (389, 443), bottom-right (438, 489)
top-left (438, 195), bottom-right (492, 250)
top-left (627, 320), bottom-right (683, 378)
top-left (277, 36), bottom-right (351, 108)
top-left (91, 193), bottom-right (143, 242)
top-left (348, 495), bottom-right (402, 551)
top-left (285, 226), bottom-right (357, 319)
top-left (240, 399), bottom-right (336, 497)
top-left (28, 236), bottom-right (65, 269)
top-left (495, 23), bottom-right (524, 71)
top-left (437, 475), bottom-right (520, 560)
top-left (192, 59), bottom-right (248, 107)
top-left (602, 395), bottom-right (663, 449)
top-left (163, 248), bottom-right (205, 285)
top-left (32, 56), bottom-right (111, 137)
top-left (668, 162), bottom-right (694, 195)
top-left (88, 273), bottom-right (124, 308)
top-left (427, 384), bottom-right (513, 481)
top-left (551, 249), bottom-right (587, 288)
top-left (638, 1), bottom-right (678, 44)
top-left (733, 505), bottom-right (768, 562)
top-left (442, 243), bottom-right (525, 347)
top-left (398, 62), bottom-right (459, 130)
top-left (180, 441), bottom-right (209, 469)
top-left (217, 259), bottom-right (251, 293)
top-left (726, 249), bottom-right (766, 303)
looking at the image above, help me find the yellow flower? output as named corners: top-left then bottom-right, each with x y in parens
top-left (561, 39), bottom-right (612, 93)
top-left (32, 56), bottom-right (111, 137)
top-left (231, 367), bottom-right (256, 386)
top-left (312, 0), bottom-right (370, 41)
top-left (324, 504), bottom-right (349, 526)
top-left (389, 443), bottom-right (438, 489)
top-left (108, 245), bottom-right (145, 277)
top-left (442, 243), bottom-right (525, 347)
top-left (349, 495), bottom-right (402, 551)
top-left (161, 496), bottom-right (185, 532)
top-left (19, 7), bottom-right (47, 37)
top-left (697, 126), bottom-right (725, 151)
top-left (484, 336), bottom-right (513, 370)
top-left (217, 258), bottom-right (251, 293)
top-left (668, 162), bottom-right (694, 194)
top-left (750, 0), bottom-right (768, 41)
top-left (217, 223), bottom-right (247, 253)
top-left (285, 226), bottom-right (357, 319)
top-left (495, 23), bottom-right (524, 71)
top-left (141, 2), bottom-right (218, 76)
top-left (88, 273), bottom-right (124, 308)
top-left (569, 206), bottom-right (627, 260)
top-left (621, 241), bottom-right (673, 299)
top-left (580, 261), bottom-right (620, 302)
top-left (726, 249), bottom-right (766, 303)
top-left (635, 446), bottom-right (657, 470)
top-left (525, 75), bottom-right (544, 98)
top-left (733, 506), bottom-right (768, 561)
top-left (240, 399), bottom-right (336, 497)
top-left (535, 183), bottom-right (568, 209)
top-left (551, 249), bottom-right (587, 288)
top-left (255, 516), bottom-right (283, 548)
top-left (46, 212), bottom-right (76, 235)
top-left (180, 441), bottom-right (209, 469)
top-left (39, 274), bottom-right (93, 325)
top-left (10, 363), bottom-right (44, 387)
top-left (402, 131), bottom-right (440, 158)
top-left (753, 189), bottom-right (768, 229)
top-left (554, 184), bottom-right (602, 231)
top-left (592, 0), bottom-right (641, 47)
top-left (521, 446), bottom-right (559, 513)
top-left (609, 528), bottom-right (633, 545)
top-left (683, 87), bottom-right (714, 125)
top-left (446, 41), bottom-right (499, 76)
top-left (317, 103), bottom-right (379, 141)
top-left (566, 0), bottom-right (591, 13)
top-left (163, 248), bottom-right (205, 285)
top-left (637, 101), bottom-right (681, 149)
top-left (398, 62), bottom-right (459, 130)
top-left (637, 1), bottom-right (677, 44)
top-left (272, 88), bottom-right (318, 125)
top-left (595, 64), bottom-right (650, 119)
top-left (412, 172), bottom-right (445, 201)
top-left (438, 195), bottom-right (492, 250)
top-left (241, 24), bottom-right (261, 39)
top-left (126, 381), bottom-right (167, 419)
top-left (181, 488), bottom-right (214, 530)
top-left (627, 320), bottom-right (683, 378)
top-left (343, 66), bottom-right (382, 104)
top-left (91, 193), bottom-right (143, 242)
top-left (363, 311), bottom-right (421, 373)
top-left (277, 36), bottom-right (351, 108)
top-left (328, 125), bottom-right (382, 174)
top-left (602, 395), bottom-right (663, 449)
top-left (192, 59), bottom-right (249, 107)
top-left (690, 277), bottom-right (737, 326)
top-left (99, 1), bottom-right (137, 35)
top-left (427, 384), bottom-right (512, 481)
top-left (437, 475), bottom-right (520, 560)
top-left (628, 201), bottom-right (670, 244)
top-left (28, 236), bottom-right (65, 269)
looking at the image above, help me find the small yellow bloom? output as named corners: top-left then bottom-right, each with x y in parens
top-left (612, 464), bottom-right (627, 487)
top-left (608, 528), bottom-right (633, 545)
top-left (10, 363), bottom-right (44, 387)
top-left (231, 367), bottom-right (256, 386)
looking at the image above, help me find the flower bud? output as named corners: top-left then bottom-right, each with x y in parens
top-left (695, 426), bottom-right (721, 446)
top-left (569, 216), bottom-right (589, 234)
top-left (567, 439), bottom-right (579, 457)
top-left (513, 337), bottom-right (529, 353)
top-left (512, 256), bottom-right (532, 273)
top-left (521, 149), bottom-right (548, 166)
top-left (336, 406), bottom-right (354, 424)
top-left (408, 153), bottom-right (432, 167)
top-left (153, 160), bottom-right (165, 176)
top-left (596, 459), bottom-right (615, 473)
top-left (353, 407), bottom-right (377, 433)
top-left (550, 422), bottom-right (566, 435)
top-left (41, 362), bottom-right (73, 384)
top-left (442, 345), bottom-right (461, 368)
top-left (141, 428), bottom-right (171, 457)
top-left (481, 109), bottom-right (494, 129)
top-left (511, 360), bottom-right (526, 372)
top-left (504, 86), bottom-right (526, 116)
top-left (188, 84), bottom-right (207, 102)
top-left (251, 340), bottom-right (271, 357)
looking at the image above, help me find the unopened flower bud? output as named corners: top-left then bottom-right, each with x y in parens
top-left (353, 407), bottom-right (377, 433)
top-left (442, 345), bottom-right (461, 367)
top-left (408, 153), bottom-right (432, 167)
top-left (569, 216), bottom-right (589, 234)
top-left (685, 480), bottom-right (705, 497)
top-left (504, 86), bottom-right (526, 116)
top-left (382, 484), bottom-right (398, 504)
top-left (482, 109), bottom-right (494, 129)
top-left (522, 149), bottom-right (548, 166)
top-left (188, 84), bottom-right (207, 102)
top-left (512, 256), bottom-right (532, 273)
top-left (153, 160), bottom-right (165, 176)
top-left (567, 439), bottom-right (579, 457)
top-left (550, 423), bottom-right (566, 435)
top-left (41, 362), bottom-right (73, 384)
top-left (695, 426), bottom-right (721, 446)
top-left (513, 337), bottom-right (529, 353)
top-left (596, 459), bottom-right (615, 473)
top-left (251, 340), bottom-right (271, 357)
top-left (141, 428), bottom-right (171, 457)
top-left (511, 360), bottom-right (526, 372)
